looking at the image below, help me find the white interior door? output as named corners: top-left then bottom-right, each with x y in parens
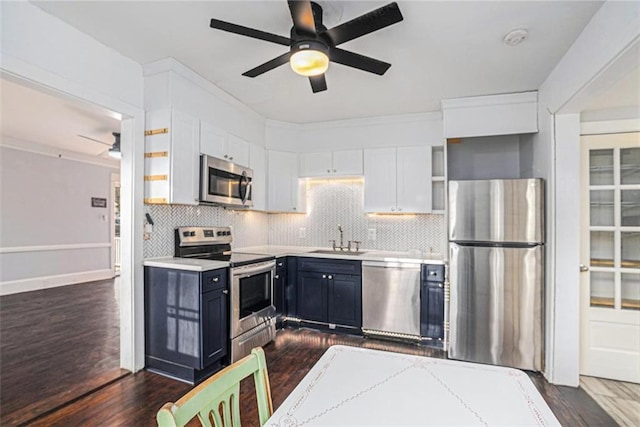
top-left (580, 132), bottom-right (640, 383)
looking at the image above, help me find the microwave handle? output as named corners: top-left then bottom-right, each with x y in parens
top-left (243, 180), bottom-right (253, 206)
top-left (239, 172), bottom-right (251, 206)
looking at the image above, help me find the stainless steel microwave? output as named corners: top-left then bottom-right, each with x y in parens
top-left (200, 155), bottom-right (253, 208)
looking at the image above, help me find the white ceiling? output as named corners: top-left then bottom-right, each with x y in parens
top-left (32, 0), bottom-right (605, 124)
top-left (0, 78), bottom-right (122, 159)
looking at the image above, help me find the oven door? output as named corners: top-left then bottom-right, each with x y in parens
top-left (230, 260), bottom-right (276, 339)
top-left (200, 155), bottom-right (253, 207)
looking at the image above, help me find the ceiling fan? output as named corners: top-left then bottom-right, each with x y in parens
top-left (78, 132), bottom-right (121, 159)
top-left (209, 1), bottom-right (404, 93)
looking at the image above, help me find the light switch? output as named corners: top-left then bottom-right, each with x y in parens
top-left (368, 228), bottom-right (377, 241)
top-left (299, 227), bottom-right (306, 239)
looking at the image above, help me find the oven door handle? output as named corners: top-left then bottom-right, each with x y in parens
top-left (233, 261), bottom-right (275, 277)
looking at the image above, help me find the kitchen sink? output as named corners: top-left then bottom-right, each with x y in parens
top-left (310, 249), bottom-right (368, 256)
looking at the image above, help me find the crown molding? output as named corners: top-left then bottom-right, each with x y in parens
top-left (442, 91), bottom-right (538, 110)
top-left (266, 111), bottom-right (442, 132)
top-left (0, 136), bottom-right (120, 169)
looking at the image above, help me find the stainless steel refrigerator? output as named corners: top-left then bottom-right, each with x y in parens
top-left (448, 178), bottom-right (544, 371)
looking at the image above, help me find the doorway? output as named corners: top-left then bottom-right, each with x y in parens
top-left (580, 132), bottom-right (640, 383)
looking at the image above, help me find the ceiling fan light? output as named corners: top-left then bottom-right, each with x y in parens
top-left (108, 146), bottom-right (121, 159)
top-left (290, 49), bottom-right (329, 77)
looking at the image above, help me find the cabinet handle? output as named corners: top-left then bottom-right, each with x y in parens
top-left (328, 275), bottom-right (333, 280)
top-left (224, 155), bottom-right (228, 159)
top-left (322, 274), bottom-right (327, 279)
top-left (275, 274), bottom-right (280, 279)
top-left (292, 207), bottom-right (297, 211)
top-left (391, 207), bottom-right (395, 211)
top-left (333, 169), bottom-right (336, 173)
top-left (229, 156), bottom-right (233, 161)
top-left (398, 208), bottom-right (402, 211)
top-left (222, 289), bottom-right (229, 294)
top-left (327, 169), bottom-right (331, 173)
top-left (212, 277), bottom-right (219, 282)
top-left (277, 262), bottom-right (283, 267)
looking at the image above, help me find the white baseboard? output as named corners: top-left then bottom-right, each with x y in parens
top-left (0, 269), bottom-right (115, 296)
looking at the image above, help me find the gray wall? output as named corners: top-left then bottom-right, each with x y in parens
top-left (0, 146), bottom-right (117, 282)
top-left (447, 134), bottom-right (535, 180)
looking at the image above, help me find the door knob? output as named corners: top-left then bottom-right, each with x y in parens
top-left (580, 264), bottom-right (589, 272)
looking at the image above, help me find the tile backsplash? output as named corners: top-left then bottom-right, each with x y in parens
top-left (144, 205), bottom-right (269, 258)
top-left (144, 180), bottom-right (445, 258)
top-left (268, 179), bottom-right (445, 254)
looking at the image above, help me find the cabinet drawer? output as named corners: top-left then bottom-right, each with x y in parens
top-left (201, 269), bottom-right (227, 293)
top-left (298, 258), bottom-right (361, 275)
top-left (423, 264), bottom-right (444, 283)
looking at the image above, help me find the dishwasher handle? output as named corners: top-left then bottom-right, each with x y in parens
top-left (362, 260), bottom-right (421, 270)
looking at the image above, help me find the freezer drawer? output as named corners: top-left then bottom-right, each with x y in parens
top-left (449, 179), bottom-right (544, 244)
top-left (449, 243), bottom-right (543, 371)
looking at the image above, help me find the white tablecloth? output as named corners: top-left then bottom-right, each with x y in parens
top-left (265, 345), bottom-right (560, 426)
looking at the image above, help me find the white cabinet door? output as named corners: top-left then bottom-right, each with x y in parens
top-left (267, 150), bottom-right (304, 212)
top-left (170, 110), bottom-right (200, 205)
top-left (200, 121), bottom-right (226, 159)
top-left (300, 151), bottom-right (332, 177)
top-left (364, 147), bottom-right (397, 213)
top-left (249, 144), bottom-right (266, 211)
top-left (333, 149), bottom-right (363, 175)
top-left (396, 146), bottom-right (431, 213)
top-left (144, 109), bottom-right (199, 205)
top-left (226, 134), bottom-right (250, 167)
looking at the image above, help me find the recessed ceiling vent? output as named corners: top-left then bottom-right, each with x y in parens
top-left (503, 28), bottom-right (528, 46)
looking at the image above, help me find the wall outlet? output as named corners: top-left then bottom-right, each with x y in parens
top-left (368, 228), bottom-right (377, 241)
top-left (299, 227), bottom-right (306, 239)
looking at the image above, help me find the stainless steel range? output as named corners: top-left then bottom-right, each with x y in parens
top-left (174, 226), bottom-right (276, 363)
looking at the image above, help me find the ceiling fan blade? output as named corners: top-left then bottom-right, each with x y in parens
top-left (210, 18), bottom-right (291, 46)
top-left (324, 2), bottom-right (403, 46)
top-left (309, 75), bottom-right (327, 93)
top-left (242, 52), bottom-right (291, 77)
top-left (77, 134), bottom-right (111, 146)
top-left (330, 48), bottom-right (391, 75)
top-left (288, 1), bottom-right (316, 35)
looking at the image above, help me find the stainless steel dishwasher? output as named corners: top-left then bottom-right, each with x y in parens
top-left (362, 260), bottom-right (422, 340)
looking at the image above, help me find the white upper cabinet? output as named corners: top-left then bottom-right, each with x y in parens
top-left (442, 91), bottom-right (538, 138)
top-left (364, 146), bottom-right (431, 213)
top-left (226, 134), bottom-right (250, 167)
top-left (249, 144), bottom-right (267, 211)
top-left (267, 150), bottom-right (306, 213)
top-left (200, 121), bottom-right (250, 167)
top-left (300, 149), bottom-right (363, 177)
top-left (144, 109), bottom-right (200, 205)
top-left (396, 146), bottom-right (431, 213)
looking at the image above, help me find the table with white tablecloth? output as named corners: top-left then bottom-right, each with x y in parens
top-left (265, 345), bottom-right (560, 427)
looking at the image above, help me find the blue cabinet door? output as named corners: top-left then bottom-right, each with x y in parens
top-left (201, 287), bottom-right (228, 369)
top-left (328, 274), bottom-right (362, 328)
top-left (297, 271), bottom-right (328, 323)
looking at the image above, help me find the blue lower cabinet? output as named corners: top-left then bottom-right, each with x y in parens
top-left (145, 266), bottom-right (228, 384)
top-left (296, 258), bottom-right (362, 330)
top-left (421, 264), bottom-right (445, 344)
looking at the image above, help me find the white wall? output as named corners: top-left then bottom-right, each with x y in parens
top-left (0, 144), bottom-right (117, 293)
top-left (533, 0), bottom-right (640, 386)
top-left (266, 112), bottom-right (443, 152)
top-left (1, 1), bottom-right (146, 371)
top-left (144, 59), bottom-right (266, 147)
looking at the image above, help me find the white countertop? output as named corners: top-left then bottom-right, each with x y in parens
top-left (143, 246), bottom-right (444, 272)
top-left (142, 257), bottom-right (229, 272)
top-left (236, 245), bottom-right (445, 264)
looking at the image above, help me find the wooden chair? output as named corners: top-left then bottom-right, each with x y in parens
top-left (156, 347), bottom-right (273, 427)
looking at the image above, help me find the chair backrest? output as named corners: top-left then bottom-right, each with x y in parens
top-left (157, 347), bottom-right (273, 427)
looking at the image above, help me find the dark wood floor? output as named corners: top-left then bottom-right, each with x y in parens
top-left (22, 328), bottom-right (616, 426)
top-left (0, 279), bottom-right (124, 426)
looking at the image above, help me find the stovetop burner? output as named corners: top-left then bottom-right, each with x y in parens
top-left (174, 227), bottom-right (274, 267)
